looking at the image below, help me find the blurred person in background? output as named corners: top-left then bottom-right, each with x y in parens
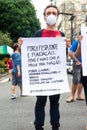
top-left (75, 35), bottom-right (87, 130)
top-left (66, 39), bottom-right (84, 103)
top-left (11, 43), bottom-right (22, 100)
top-left (7, 57), bottom-right (13, 81)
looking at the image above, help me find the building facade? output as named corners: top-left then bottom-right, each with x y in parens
top-left (49, 0), bottom-right (87, 41)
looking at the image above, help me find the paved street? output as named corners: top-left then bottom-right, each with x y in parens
top-left (0, 74), bottom-right (86, 130)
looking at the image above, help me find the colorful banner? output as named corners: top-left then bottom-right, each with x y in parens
top-left (0, 45), bottom-right (13, 55)
top-left (0, 45), bottom-right (7, 54)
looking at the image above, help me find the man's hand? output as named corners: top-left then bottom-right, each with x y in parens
top-left (17, 71), bottom-right (21, 77)
top-left (76, 60), bottom-right (81, 65)
top-left (65, 38), bottom-right (71, 48)
top-left (18, 37), bottom-right (23, 45)
top-left (78, 35), bottom-right (83, 42)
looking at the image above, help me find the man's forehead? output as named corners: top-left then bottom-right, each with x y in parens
top-left (46, 7), bottom-right (57, 12)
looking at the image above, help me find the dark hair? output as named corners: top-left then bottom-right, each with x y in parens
top-left (12, 43), bottom-right (19, 52)
top-left (43, 5), bottom-right (59, 16)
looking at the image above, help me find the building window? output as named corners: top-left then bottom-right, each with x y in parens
top-left (49, 0), bottom-right (57, 5)
top-left (81, 4), bottom-right (86, 11)
top-left (69, 3), bottom-right (75, 11)
top-left (71, 3), bottom-right (75, 10)
top-left (81, 13), bottom-right (86, 20)
top-left (54, 0), bottom-right (56, 5)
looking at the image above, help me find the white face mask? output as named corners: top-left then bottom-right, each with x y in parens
top-left (46, 14), bottom-right (57, 26)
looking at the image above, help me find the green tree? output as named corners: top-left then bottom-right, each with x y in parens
top-left (0, 31), bottom-right (13, 46)
top-left (0, 0), bottom-right (41, 42)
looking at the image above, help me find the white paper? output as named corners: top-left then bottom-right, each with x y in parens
top-left (21, 38), bottom-right (70, 96)
top-left (81, 27), bottom-right (87, 76)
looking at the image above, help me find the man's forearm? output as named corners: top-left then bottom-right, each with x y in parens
top-left (75, 41), bottom-right (81, 58)
top-left (68, 51), bottom-right (79, 62)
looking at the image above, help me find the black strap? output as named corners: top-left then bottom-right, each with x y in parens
top-left (33, 29), bottom-right (65, 37)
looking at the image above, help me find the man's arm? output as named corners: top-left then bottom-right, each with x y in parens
top-left (17, 65), bottom-right (21, 77)
top-left (68, 51), bottom-right (81, 65)
top-left (75, 41), bottom-right (81, 58)
top-left (75, 34), bottom-right (83, 58)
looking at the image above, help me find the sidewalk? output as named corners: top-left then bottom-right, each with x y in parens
top-left (0, 72), bottom-right (8, 77)
top-left (0, 72), bottom-right (9, 83)
top-left (0, 74), bottom-right (86, 130)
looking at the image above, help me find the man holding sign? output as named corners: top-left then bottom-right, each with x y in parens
top-left (33, 5), bottom-right (70, 130)
top-left (19, 4), bottom-right (70, 130)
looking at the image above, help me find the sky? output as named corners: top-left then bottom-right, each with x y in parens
top-left (32, 0), bottom-right (50, 28)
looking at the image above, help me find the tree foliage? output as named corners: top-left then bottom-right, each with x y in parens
top-left (0, 31), bottom-right (13, 46)
top-left (0, 0), bottom-right (41, 42)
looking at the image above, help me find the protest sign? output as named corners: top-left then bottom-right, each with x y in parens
top-left (21, 38), bottom-right (70, 96)
top-left (81, 27), bottom-right (87, 76)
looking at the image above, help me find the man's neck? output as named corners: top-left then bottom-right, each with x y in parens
top-left (46, 24), bottom-right (57, 30)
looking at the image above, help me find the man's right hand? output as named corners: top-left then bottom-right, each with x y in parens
top-left (18, 37), bottom-right (23, 45)
top-left (76, 60), bottom-right (81, 65)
